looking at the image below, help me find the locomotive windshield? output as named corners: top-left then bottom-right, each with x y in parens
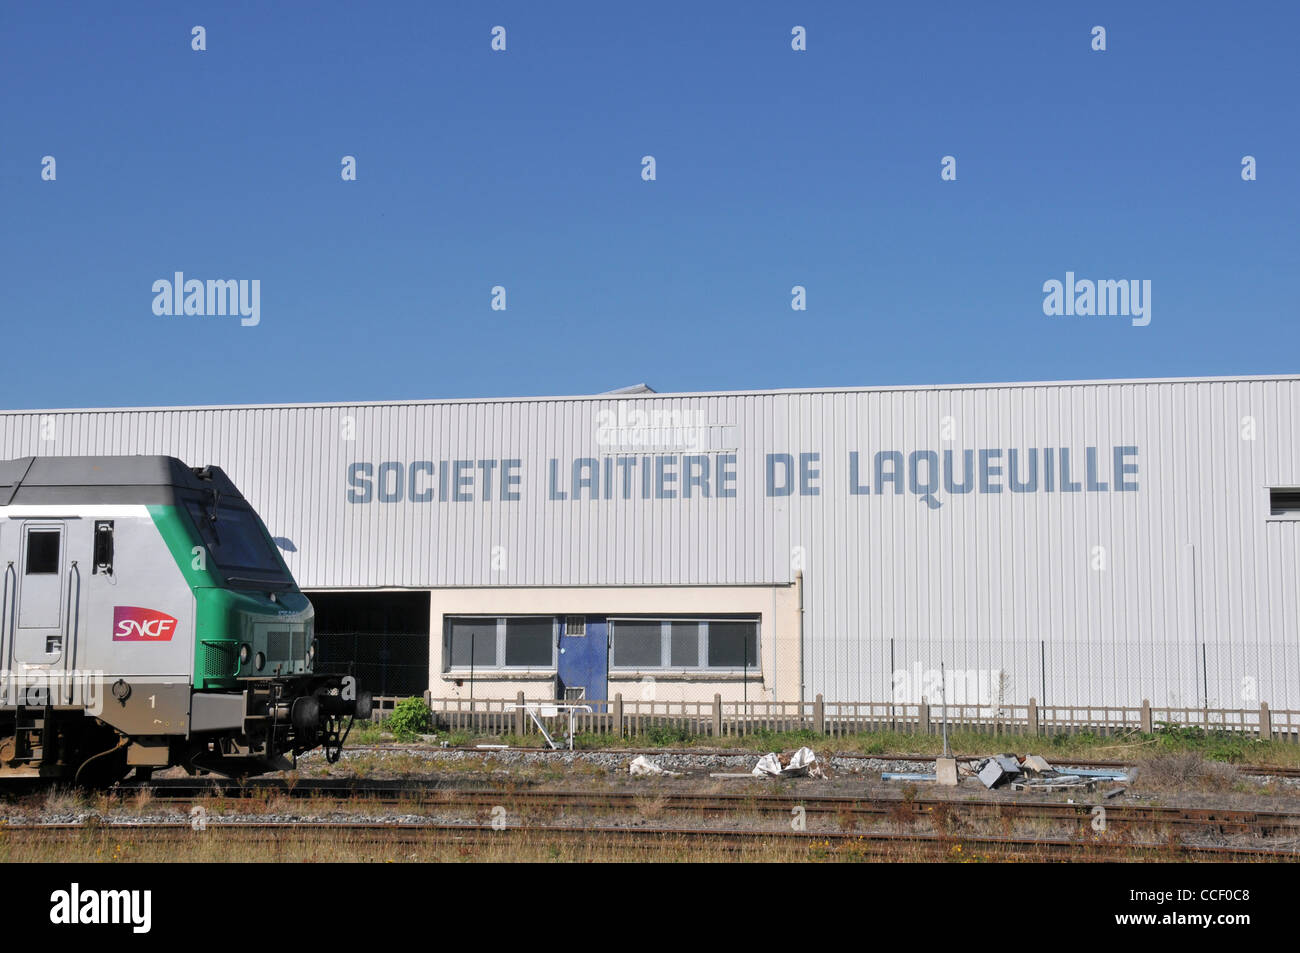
top-left (184, 498), bottom-right (290, 584)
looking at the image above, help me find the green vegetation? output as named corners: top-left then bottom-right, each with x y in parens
top-left (385, 697), bottom-right (433, 741)
top-left (1150, 722), bottom-right (1269, 763)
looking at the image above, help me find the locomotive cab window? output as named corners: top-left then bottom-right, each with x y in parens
top-left (25, 529), bottom-right (61, 575)
top-left (183, 499), bottom-right (287, 578)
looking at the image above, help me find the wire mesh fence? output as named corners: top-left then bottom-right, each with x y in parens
top-left (787, 636), bottom-right (1300, 711)
top-left (335, 627), bottom-right (1300, 740)
top-left (316, 631), bottom-right (428, 697)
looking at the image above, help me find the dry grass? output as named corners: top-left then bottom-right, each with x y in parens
top-left (42, 787), bottom-right (85, 814)
top-left (2, 823), bottom-right (1257, 864)
top-left (635, 795), bottom-right (668, 820)
top-left (1134, 753), bottom-right (1240, 793)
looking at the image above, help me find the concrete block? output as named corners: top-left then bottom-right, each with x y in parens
top-left (936, 756), bottom-right (959, 786)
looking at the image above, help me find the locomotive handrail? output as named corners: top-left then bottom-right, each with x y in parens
top-left (64, 561), bottom-right (80, 703)
top-left (1, 563), bottom-right (12, 706)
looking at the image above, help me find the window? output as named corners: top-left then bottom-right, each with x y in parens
top-left (447, 618), bottom-right (498, 668)
top-left (505, 618), bottom-right (554, 666)
top-left (565, 615), bottom-right (587, 636)
top-left (184, 500), bottom-right (286, 577)
top-left (670, 622), bottom-right (698, 667)
top-left (1270, 487), bottom-right (1300, 519)
top-left (612, 621), bottom-right (661, 667)
top-left (707, 620), bottom-right (759, 668)
top-left (25, 530), bottom-right (60, 575)
top-left (444, 616), bottom-right (556, 671)
top-left (610, 617), bottom-right (760, 671)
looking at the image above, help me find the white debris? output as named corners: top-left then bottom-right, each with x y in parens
top-left (629, 755), bottom-right (681, 777)
top-left (788, 746), bottom-right (826, 778)
top-left (752, 747), bottom-right (825, 779)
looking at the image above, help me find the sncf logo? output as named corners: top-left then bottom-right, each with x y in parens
top-left (113, 606), bottom-right (178, 642)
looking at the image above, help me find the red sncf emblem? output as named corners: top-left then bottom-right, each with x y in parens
top-left (113, 606), bottom-right (179, 642)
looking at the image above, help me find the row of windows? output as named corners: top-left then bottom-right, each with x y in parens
top-left (442, 616), bottom-right (760, 672)
top-left (444, 617), bottom-right (554, 669)
top-left (610, 619), bottom-right (758, 669)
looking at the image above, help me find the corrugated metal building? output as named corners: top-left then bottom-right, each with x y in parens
top-left (2, 374), bottom-right (1298, 710)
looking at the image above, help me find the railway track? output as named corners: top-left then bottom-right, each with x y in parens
top-left (1, 819), bottom-right (1293, 862)
top-left (106, 778), bottom-right (1300, 842)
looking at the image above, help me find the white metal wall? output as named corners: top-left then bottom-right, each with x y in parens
top-left (2, 376), bottom-right (1297, 708)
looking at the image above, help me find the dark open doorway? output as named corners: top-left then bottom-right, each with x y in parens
top-left (306, 590), bottom-right (430, 697)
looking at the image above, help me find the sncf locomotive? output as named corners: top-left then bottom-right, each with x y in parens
top-left (0, 456), bottom-right (370, 784)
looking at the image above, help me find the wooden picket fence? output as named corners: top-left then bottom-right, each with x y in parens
top-left (360, 693), bottom-right (1300, 742)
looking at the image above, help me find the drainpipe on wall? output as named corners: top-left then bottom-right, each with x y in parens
top-left (796, 570), bottom-right (805, 704)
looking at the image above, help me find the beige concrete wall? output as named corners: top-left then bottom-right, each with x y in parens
top-left (429, 585), bottom-right (800, 703)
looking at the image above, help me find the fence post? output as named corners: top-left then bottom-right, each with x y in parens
top-left (814, 693), bottom-right (825, 735)
top-left (712, 694), bottom-right (722, 737)
top-left (919, 697), bottom-right (931, 735)
top-left (613, 693), bottom-right (624, 738)
top-left (1028, 697), bottom-right (1039, 737)
top-left (1140, 699), bottom-right (1152, 734)
top-left (514, 691), bottom-right (525, 736)
top-left (1260, 702), bottom-right (1272, 742)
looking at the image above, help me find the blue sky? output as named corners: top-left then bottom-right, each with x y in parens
top-left (2, 2), bottom-right (1296, 409)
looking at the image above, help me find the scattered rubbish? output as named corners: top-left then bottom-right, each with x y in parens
top-left (969, 752), bottom-right (1122, 791)
top-left (994, 754), bottom-right (1023, 776)
top-left (752, 747), bottom-right (825, 779)
top-left (978, 760), bottom-right (1008, 789)
top-left (1057, 767), bottom-right (1129, 781)
top-left (1105, 786), bottom-right (1127, 799)
top-left (1010, 774), bottom-right (1091, 792)
top-left (786, 746), bottom-right (826, 778)
top-left (883, 752), bottom-right (1133, 793)
top-left (629, 755), bottom-right (682, 777)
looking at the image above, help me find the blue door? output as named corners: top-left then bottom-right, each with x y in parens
top-left (557, 616), bottom-right (607, 711)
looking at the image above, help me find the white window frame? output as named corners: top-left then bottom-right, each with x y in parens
top-left (1267, 486), bottom-right (1300, 521)
top-left (444, 615), bottom-right (558, 673)
top-left (608, 616), bottom-right (760, 672)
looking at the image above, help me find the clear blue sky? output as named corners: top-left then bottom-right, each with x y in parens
top-left (2, 2), bottom-right (1296, 409)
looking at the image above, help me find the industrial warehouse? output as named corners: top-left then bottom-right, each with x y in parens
top-left (1, 373), bottom-right (1297, 713)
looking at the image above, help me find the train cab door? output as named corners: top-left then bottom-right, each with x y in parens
top-left (15, 521), bottom-right (69, 666)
